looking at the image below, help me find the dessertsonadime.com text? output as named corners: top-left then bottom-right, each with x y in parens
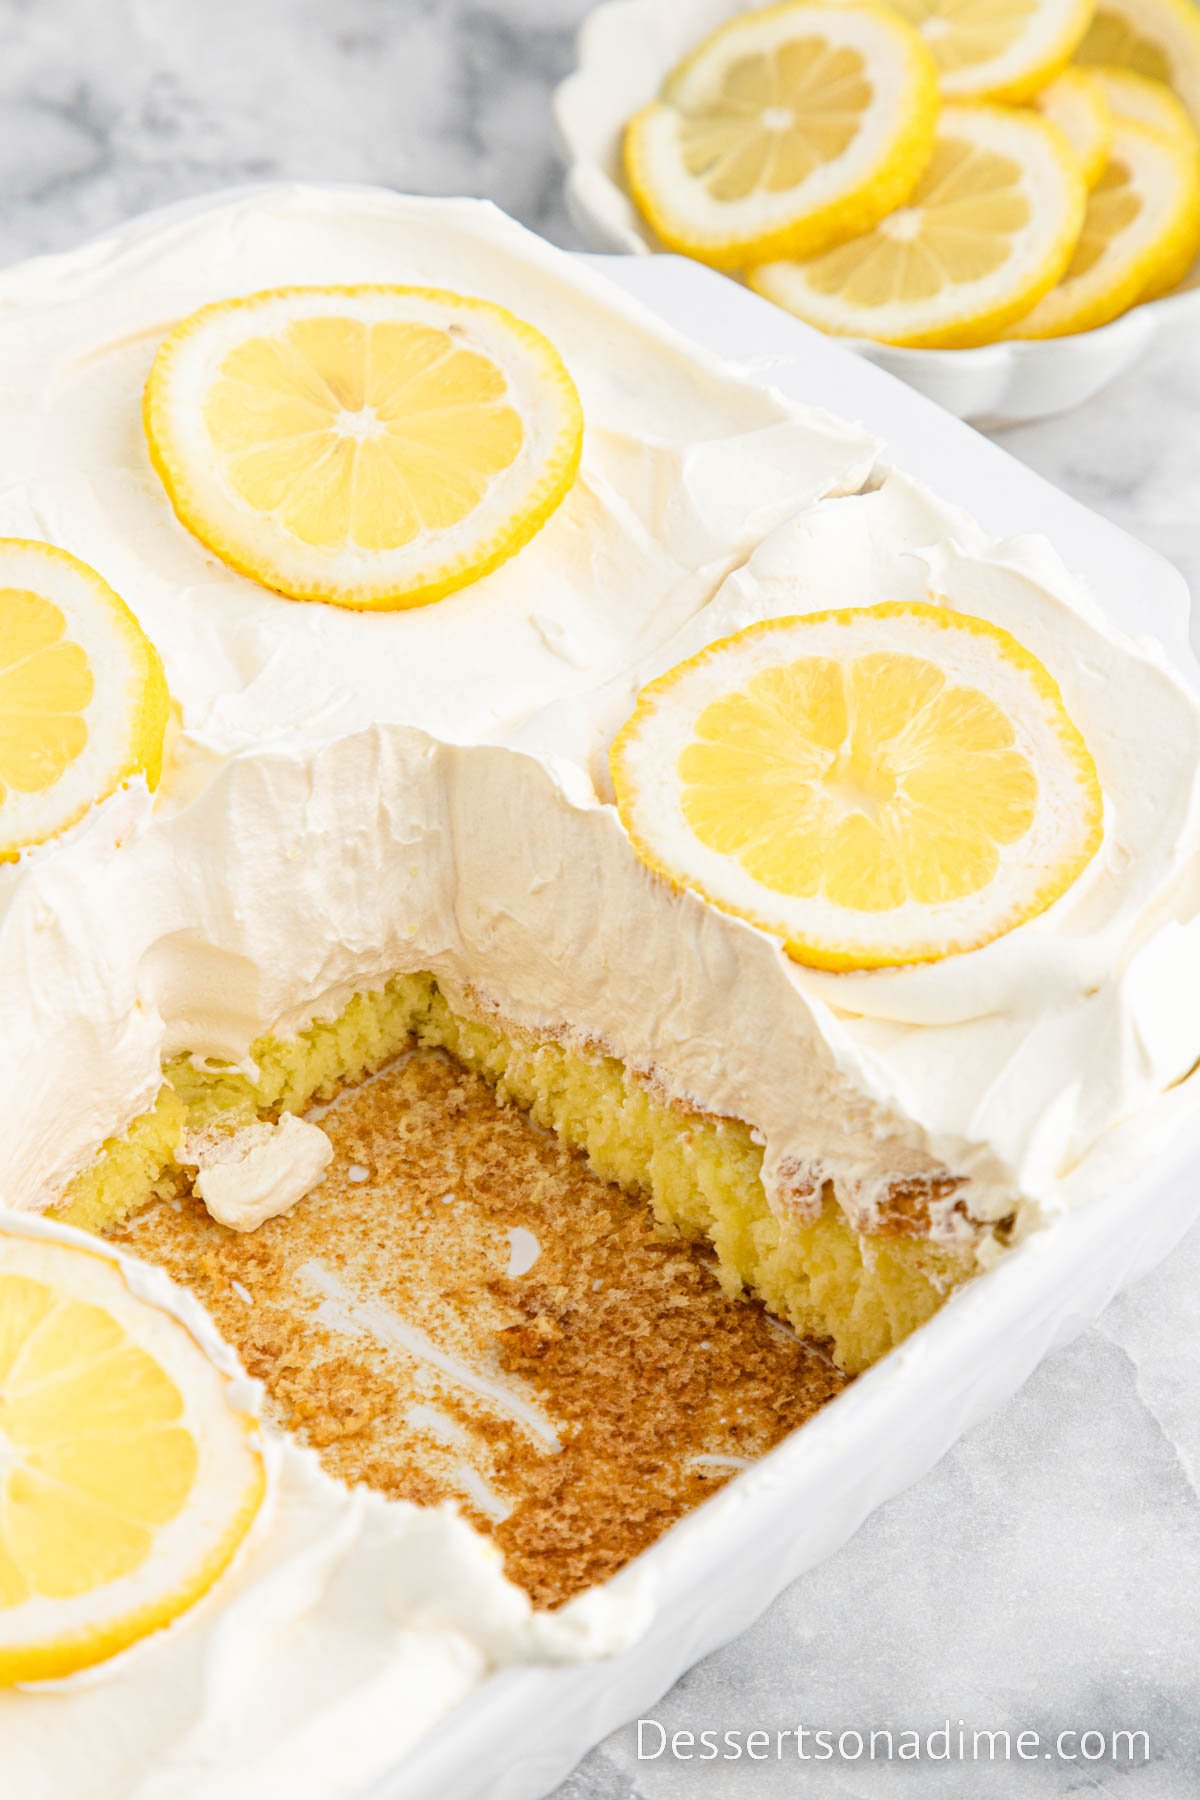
top-left (637, 1719), bottom-right (1151, 1768)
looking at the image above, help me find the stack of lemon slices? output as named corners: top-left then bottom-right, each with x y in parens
top-left (624, 0), bottom-right (1200, 346)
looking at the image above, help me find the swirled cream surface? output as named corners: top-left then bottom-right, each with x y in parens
top-left (0, 183), bottom-right (1198, 1242)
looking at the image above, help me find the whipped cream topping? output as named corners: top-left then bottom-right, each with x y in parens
top-left (0, 1213), bottom-right (645, 1800)
top-left (190, 1114), bottom-right (334, 1233)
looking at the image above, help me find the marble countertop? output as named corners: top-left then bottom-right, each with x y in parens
top-left (3, 2), bottom-right (1198, 1793)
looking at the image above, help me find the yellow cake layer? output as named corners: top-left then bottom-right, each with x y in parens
top-left (53, 973), bottom-right (977, 1372)
top-left (55, 1087), bottom-right (188, 1234)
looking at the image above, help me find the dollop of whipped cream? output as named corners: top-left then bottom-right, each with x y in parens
top-left (190, 1115), bottom-right (334, 1233)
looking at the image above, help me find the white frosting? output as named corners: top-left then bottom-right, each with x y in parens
top-left (191, 1114), bottom-right (334, 1232)
top-left (0, 1212), bottom-right (646, 1800)
top-left (1, 183), bottom-right (1200, 1783)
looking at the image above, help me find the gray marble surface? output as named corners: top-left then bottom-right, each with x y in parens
top-left (2, 2), bottom-right (1198, 1793)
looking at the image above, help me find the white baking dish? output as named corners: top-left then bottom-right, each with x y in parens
top-left (377, 252), bottom-right (1200, 1800)
top-left (5, 189), bottom-right (1193, 1797)
top-left (553, 0), bottom-right (1200, 427)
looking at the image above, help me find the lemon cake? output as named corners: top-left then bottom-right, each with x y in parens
top-left (3, 183), bottom-right (1200, 1793)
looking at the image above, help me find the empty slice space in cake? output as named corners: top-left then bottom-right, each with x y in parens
top-left (112, 1046), bottom-right (846, 1607)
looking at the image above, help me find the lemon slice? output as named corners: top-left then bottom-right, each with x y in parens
top-left (0, 540), bottom-right (170, 863)
top-left (748, 103), bottom-right (1086, 347)
top-left (1031, 68), bottom-right (1115, 185)
top-left (0, 1229), bottom-right (264, 1683)
top-left (1089, 64), bottom-right (1200, 153)
top-left (884, 0), bottom-right (1095, 102)
top-left (623, 1), bottom-right (939, 269)
top-left (611, 603), bottom-right (1103, 972)
top-left (1009, 118), bottom-right (1200, 334)
top-left (1085, 70), bottom-right (1200, 297)
top-left (144, 286), bottom-right (583, 612)
top-left (1079, 0), bottom-right (1200, 126)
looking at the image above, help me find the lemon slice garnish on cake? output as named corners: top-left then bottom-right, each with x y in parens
top-left (0, 540), bottom-right (170, 863)
top-left (144, 286), bottom-right (583, 612)
top-left (1078, 0), bottom-right (1200, 126)
top-left (748, 103), bottom-right (1086, 348)
top-left (0, 1229), bottom-right (264, 1683)
top-left (611, 603), bottom-right (1103, 972)
top-left (1031, 68), bottom-right (1115, 185)
top-left (623, 1), bottom-right (939, 269)
top-left (1089, 63), bottom-right (1200, 155)
top-left (1009, 118), bottom-right (1200, 334)
top-left (884, 0), bottom-right (1096, 102)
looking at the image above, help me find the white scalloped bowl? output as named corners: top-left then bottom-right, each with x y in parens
top-left (553, 0), bottom-right (1200, 426)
